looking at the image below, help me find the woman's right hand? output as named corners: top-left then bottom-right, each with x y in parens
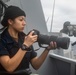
top-left (23, 31), bottom-right (38, 47)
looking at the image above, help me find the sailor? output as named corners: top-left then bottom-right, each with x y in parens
top-left (0, 5), bottom-right (57, 75)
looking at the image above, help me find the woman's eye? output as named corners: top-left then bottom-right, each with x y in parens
top-left (19, 19), bottom-right (23, 21)
top-left (20, 18), bottom-right (25, 21)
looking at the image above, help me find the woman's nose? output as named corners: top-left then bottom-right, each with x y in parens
top-left (23, 20), bottom-right (26, 25)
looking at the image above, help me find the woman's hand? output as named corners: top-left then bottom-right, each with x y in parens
top-left (46, 41), bottom-right (57, 51)
top-left (23, 31), bottom-right (38, 47)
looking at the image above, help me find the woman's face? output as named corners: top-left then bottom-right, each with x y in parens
top-left (8, 16), bottom-right (26, 32)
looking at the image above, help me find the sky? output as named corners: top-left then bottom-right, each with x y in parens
top-left (40, 0), bottom-right (76, 33)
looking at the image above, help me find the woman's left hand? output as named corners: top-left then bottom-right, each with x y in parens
top-left (46, 41), bottom-right (57, 51)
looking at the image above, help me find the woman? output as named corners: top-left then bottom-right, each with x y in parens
top-left (0, 6), bottom-right (57, 75)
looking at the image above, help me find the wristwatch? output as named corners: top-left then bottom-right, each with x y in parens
top-left (21, 44), bottom-right (29, 51)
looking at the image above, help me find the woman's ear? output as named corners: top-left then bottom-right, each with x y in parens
top-left (8, 19), bottom-right (13, 25)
